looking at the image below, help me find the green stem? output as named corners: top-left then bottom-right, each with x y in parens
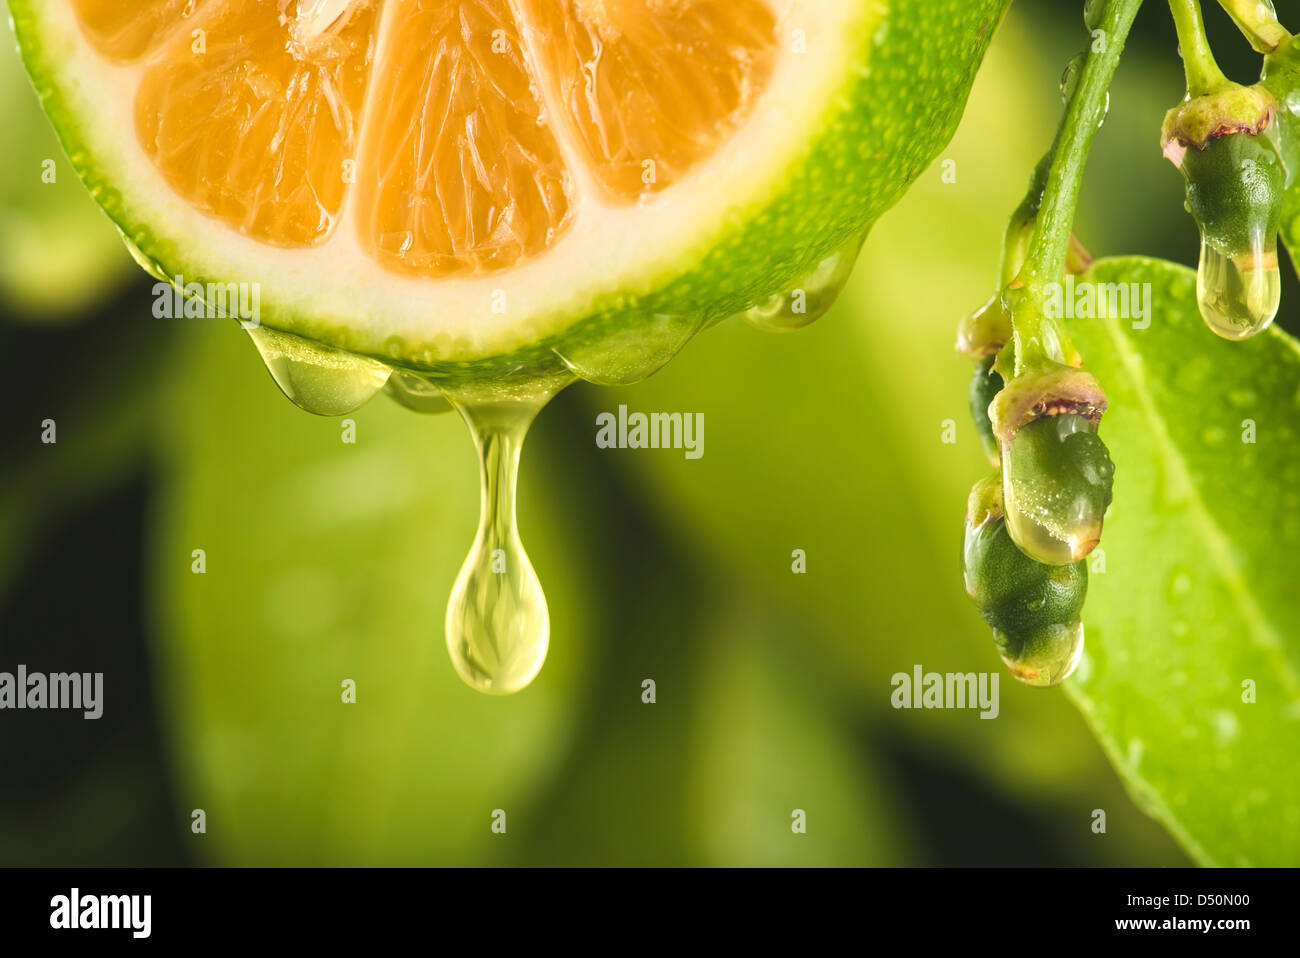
top-left (1009, 0), bottom-right (1143, 374)
top-left (1217, 0), bottom-right (1291, 53)
top-left (1170, 0), bottom-right (1231, 95)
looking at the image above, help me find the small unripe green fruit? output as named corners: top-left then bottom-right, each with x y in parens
top-left (969, 355), bottom-right (1004, 464)
top-left (963, 512), bottom-right (1087, 687)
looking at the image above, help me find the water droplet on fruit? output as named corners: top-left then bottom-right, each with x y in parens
top-left (248, 326), bottom-right (391, 416)
top-left (744, 236), bottom-right (863, 332)
top-left (994, 619), bottom-right (1085, 687)
top-left (442, 382), bottom-right (565, 694)
top-left (554, 312), bottom-right (704, 385)
top-left (1196, 239), bottom-right (1280, 340)
top-left (1001, 414), bottom-right (1113, 566)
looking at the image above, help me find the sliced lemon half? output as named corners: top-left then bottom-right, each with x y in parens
top-left (10, 0), bottom-right (1006, 387)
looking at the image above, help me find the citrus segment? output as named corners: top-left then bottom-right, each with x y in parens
top-left (80, 0), bottom-right (780, 269)
top-left (134, 0), bottom-right (378, 246)
top-left (353, 0), bottom-right (574, 277)
top-left (520, 0), bottom-right (778, 201)
top-left (70, 0), bottom-right (208, 63)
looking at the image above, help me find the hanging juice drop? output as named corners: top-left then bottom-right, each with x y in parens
top-left (385, 369), bottom-right (452, 414)
top-left (247, 326), bottom-right (392, 416)
top-left (443, 388), bottom-right (562, 694)
top-left (553, 312), bottom-right (704, 386)
top-left (743, 236), bottom-right (864, 333)
top-left (1196, 240), bottom-right (1281, 340)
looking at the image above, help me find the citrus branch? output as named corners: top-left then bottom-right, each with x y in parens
top-left (1007, 0), bottom-right (1144, 374)
top-left (1216, 0), bottom-right (1291, 53)
top-left (1170, 0), bottom-right (1231, 95)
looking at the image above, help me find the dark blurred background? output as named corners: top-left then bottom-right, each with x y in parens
top-left (1, 1), bottom-right (1290, 866)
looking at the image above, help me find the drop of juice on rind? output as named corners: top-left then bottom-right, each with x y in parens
top-left (743, 235), bottom-right (865, 333)
top-left (1196, 239), bottom-right (1281, 341)
top-left (247, 325), bottom-right (391, 416)
top-left (553, 312), bottom-right (705, 385)
top-left (443, 382), bottom-right (567, 695)
top-left (385, 369), bottom-right (452, 413)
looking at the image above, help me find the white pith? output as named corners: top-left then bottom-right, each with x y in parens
top-left (29, 0), bottom-right (875, 361)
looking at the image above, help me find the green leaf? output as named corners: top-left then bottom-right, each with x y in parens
top-left (1067, 256), bottom-right (1300, 866)
top-left (685, 603), bottom-right (908, 866)
top-left (149, 322), bottom-right (596, 864)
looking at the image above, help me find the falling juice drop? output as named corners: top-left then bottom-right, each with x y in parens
top-left (444, 390), bottom-right (559, 694)
top-left (1196, 240), bottom-right (1281, 341)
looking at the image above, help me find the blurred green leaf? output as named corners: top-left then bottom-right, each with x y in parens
top-left (0, 19), bottom-right (128, 319)
top-left (0, 315), bottom-right (162, 602)
top-left (686, 604), bottom-right (907, 866)
top-left (149, 321), bottom-right (596, 865)
top-left (1068, 256), bottom-right (1300, 866)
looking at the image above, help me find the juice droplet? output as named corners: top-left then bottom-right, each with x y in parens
top-left (553, 312), bottom-right (704, 385)
top-left (1196, 240), bottom-right (1281, 340)
top-left (119, 234), bottom-right (172, 284)
top-left (292, 0), bottom-right (358, 46)
top-left (994, 620), bottom-right (1085, 687)
top-left (744, 236), bottom-right (864, 333)
top-left (248, 326), bottom-right (391, 416)
top-left (443, 383), bottom-right (565, 694)
top-left (385, 369), bottom-right (451, 414)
